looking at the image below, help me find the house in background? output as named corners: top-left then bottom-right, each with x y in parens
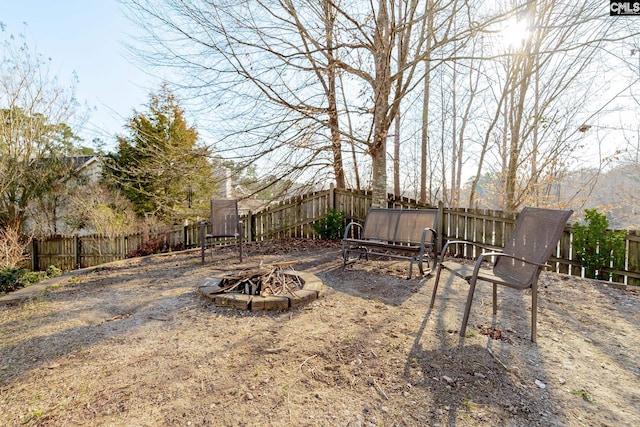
top-left (70, 155), bottom-right (102, 183)
top-left (24, 155), bottom-right (104, 237)
top-left (213, 167), bottom-right (265, 216)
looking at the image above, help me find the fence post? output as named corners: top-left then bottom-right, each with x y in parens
top-left (329, 183), bottom-right (335, 211)
top-left (437, 201), bottom-right (444, 255)
top-left (247, 211), bottom-right (254, 242)
top-left (200, 221), bottom-right (206, 263)
top-left (75, 236), bottom-right (82, 269)
top-left (31, 238), bottom-right (39, 272)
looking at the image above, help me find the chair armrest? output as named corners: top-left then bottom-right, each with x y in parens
top-left (343, 221), bottom-right (363, 240)
top-left (476, 251), bottom-right (549, 268)
top-left (463, 251), bottom-right (550, 284)
top-left (440, 240), bottom-right (500, 260)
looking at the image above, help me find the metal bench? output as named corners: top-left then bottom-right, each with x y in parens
top-left (341, 208), bottom-right (438, 279)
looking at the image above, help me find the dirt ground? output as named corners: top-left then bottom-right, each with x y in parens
top-left (0, 239), bottom-right (639, 427)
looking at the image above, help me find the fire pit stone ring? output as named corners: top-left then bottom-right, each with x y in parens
top-left (198, 266), bottom-right (324, 311)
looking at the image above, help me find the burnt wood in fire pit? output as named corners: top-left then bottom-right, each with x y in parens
top-left (198, 261), bottom-right (323, 311)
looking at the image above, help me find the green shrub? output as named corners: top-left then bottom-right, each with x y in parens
top-left (0, 267), bottom-right (25, 293)
top-left (572, 209), bottom-right (626, 280)
top-left (312, 209), bottom-right (346, 240)
top-left (0, 265), bottom-right (63, 294)
top-left (46, 265), bottom-right (62, 278)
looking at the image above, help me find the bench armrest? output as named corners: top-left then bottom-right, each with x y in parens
top-left (420, 227), bottom-right (437, 249)
top-left (343, 221), bottom-right (363, 240)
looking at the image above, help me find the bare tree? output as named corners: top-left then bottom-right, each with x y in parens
top-left (123, 0), bottom-right (494, 207)
top-left (0, 32), bottom-right (82, 233)
top-left (470, 0), bottom-right (640, 211)
top-left (122, 0), bottom-right (351, 196)
top-left (122, 0), bottom-right (635, 212)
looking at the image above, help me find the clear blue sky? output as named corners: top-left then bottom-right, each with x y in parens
top-left (1, 0), bottom-right (159, 149)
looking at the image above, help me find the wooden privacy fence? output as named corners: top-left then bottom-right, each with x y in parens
top-left (30, 228), bottom-right (190, 272)
top-left (28, 188), bottom-right (640, 286)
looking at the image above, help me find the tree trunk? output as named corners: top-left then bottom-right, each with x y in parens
top-left (325, 2), bottom-right (345, 189)
top-left (420, 0), bottom-right (434, 204)
top-left (370, 2), bottom-right (392, 208)
top-left (393, 110), bottom-right (400, 196)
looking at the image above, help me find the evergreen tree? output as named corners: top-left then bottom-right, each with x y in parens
top-left (105, 85), bottom-right (215, 221)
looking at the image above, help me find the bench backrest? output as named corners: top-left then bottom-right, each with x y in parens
top-left (363, 208), bottom-right (438, 245)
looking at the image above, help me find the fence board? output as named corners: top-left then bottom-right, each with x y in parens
top-left (626, 230), bottom-right (640, 286)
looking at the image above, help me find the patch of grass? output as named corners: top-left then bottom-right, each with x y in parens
top-left (21, 409), bottom-right (44, 424)
top-left (571, 388), bottom-right (593, 402)
top-left (387, 342), bottom-right (402, 352)
top-left (67, 276), bottom-right (82, 285)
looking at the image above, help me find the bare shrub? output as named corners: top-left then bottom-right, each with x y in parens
top-left (0, 225), bottom-right (31, 269)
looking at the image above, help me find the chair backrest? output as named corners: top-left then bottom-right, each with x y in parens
top-left (494, 207), bottom-right (573, 286)
top-left (209, 199), bottom-right (240, 237)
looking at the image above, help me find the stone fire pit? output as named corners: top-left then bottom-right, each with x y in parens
top-left (198, 261), bottom-right (324, 311)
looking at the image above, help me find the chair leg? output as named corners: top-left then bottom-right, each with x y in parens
top-left (492, 283), bottom-right (498, 315)
top-left (238, 223), bottom-right (244, 263)
top-left (531, 284), bottom-right (538, 343)
top-left (429, 263), bottom-right (444, 308)
top-left (200, 222), bottom-right (206, 264)
top-left (417, 256), bottom-right (424, 277)
top-left (460, 277), bottom-right (479, 338)
top-left (341, 243), bottom-right (348, 268)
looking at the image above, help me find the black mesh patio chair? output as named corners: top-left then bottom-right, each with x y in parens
top-left (200, 199), bottom-right (243, 263)
top-left (429, 207), bottom-right (572, 342)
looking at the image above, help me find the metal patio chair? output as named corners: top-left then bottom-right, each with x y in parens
top-left (429, 207), bottom-right (573, 342)
top-left (200, 199), bottom-right (243, 263)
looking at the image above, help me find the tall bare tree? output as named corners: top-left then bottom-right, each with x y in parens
top-left (122, 0), bottom-right (637, 211)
